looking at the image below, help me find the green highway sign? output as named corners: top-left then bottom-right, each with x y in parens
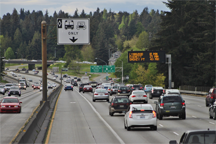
top-left (103, 65), bottom-right (115, 73)
top-left (90, 65), bottom-right (102, 73)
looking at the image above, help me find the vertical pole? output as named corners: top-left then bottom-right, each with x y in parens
top-left (61, 68), bottom-right (62, 84)
top-left (122, 61), bottom-right (123, 84)
top-left (166, 54), bottom-right (172, 89)
top-left (41, 21), bottom-right (47, 102)
top-left (0, 49), bottom-right (1, 82)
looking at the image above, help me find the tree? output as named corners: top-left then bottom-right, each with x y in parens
top-left (13, 28), bottom-right (23, 53)
top-left (81, 45), bottom-right (94, 62)
top-left (4, 47), bottom-right (15, 59)
top-left (136, 31), bottom-right (149, 49)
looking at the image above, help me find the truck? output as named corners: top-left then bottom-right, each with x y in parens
top-left (81, 76), bottom-right (89, 84)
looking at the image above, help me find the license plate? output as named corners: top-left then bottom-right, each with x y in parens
top-left (123, 91), bottom-right (126, 93)
top-left (170, 106), bottom-right (176, 109)
top-left (87, 88), bottom-right (89, 90)
top-left (100, 94), bottom-right (103, 96)
top-left (120, 105), bottom-right (124, 108)
top-left (157, 91), bottom-right (160, 93)
top-left (13, 92), bottom-right (15, 94)
top-left (140, 115), bottom-right (145, 118)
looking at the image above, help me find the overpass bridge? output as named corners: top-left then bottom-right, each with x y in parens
top-left (3, 59), bottom-right (55, 70)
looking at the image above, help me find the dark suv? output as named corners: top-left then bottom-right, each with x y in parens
top-left (154, 94), bottom-right (186, 120)
top-left (149, 87), bottom-right (163, 99)
top-left (79, 83), bottom-right (89, 92)
top-left (109, 96), bottom-right (131, 116)
top-left (206, 88), bottom-right (216, 106)
top-left (131, 84), bottom-right (143, 91)
top-left (117, 86), bottom-right (131, 96)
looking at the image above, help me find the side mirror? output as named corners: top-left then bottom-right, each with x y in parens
top-left (154, 101), bottom-right (158, 104)
top-left (169, 140), bottom-right (177, 144)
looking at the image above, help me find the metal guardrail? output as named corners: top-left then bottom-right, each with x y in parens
top-left (10, 71), bottom-right (63, 144)
top-left (180, 90), bottom-right (207, 95)
top-left (179, 85), bottom-right (210, 95)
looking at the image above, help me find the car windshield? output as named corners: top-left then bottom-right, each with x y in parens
top-left (133, 85), bottom-right (143, 87)
top-left (2, 98), bottom-right (19, 103)
top-left (10, 86), bottom-right (19, 89)
top-left (185, 133), bottom-right (216, 144)
top-left (133, 91), bottom-right (145, 95)
top-left (132, 106), bottom-right (152, 111)
top-left (95, 89), bottom-right (107, 93)
top-left (5, 84), bottom-right (12, 87)
top-left (163, 96), bottom-right (182, 103)
top-left (20, 83), bottom-right (25, 86)
top-left (0, 86), bottom-right (4, 88)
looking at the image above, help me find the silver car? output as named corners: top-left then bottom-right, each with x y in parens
top-left (92, 89), bottom-right (109, 102)
top-left (4, 83), bottom-right (13, 92)
top-left (8, 86), bottom-right (21, 97)
top-left (129, 90), bottom-right (148, 103)
top-left (124, 104), bottom-right (157, 131)
top-left (0, 85), bottom-right (5, 95)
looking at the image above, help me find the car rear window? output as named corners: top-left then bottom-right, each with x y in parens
top-left (2, 98), bottom-right (19, 103)
top-left (132, 106), bottom-right (152, 111)
top-left (113, 98), bottom-right (129, 103)
top-left (120, 87), bottom-right (128, 90)
top-left (163, 96), bottom-right (182, 103)
top-left (133, 91), bottom-right (145, 95)
top-left (95, 89), bottom-right (107, 93)
top-left (146, 85), bottom-right (152, 87)
top-left (5, 84), bottom-right (12, 87)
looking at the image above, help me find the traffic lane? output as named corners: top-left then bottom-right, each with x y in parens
top-left (74, 87), bottom-right (170, 144)
top-left (49, 86), bottom-right (120, 144)
top-left (0, 73), bottom-right (56, 143)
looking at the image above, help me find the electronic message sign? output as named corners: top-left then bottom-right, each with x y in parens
top-left (128, 51), bottom-right (166, 63)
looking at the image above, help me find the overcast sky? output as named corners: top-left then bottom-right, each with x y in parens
top-left (0, 0), bottom-right (170, 18)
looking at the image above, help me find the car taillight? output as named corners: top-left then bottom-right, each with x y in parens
top-left (108, 89), bottom-right (110, 90)
top-left (140, 87), bottom-right (143, 89)
top-left (118, 90), bottom-right (121, 92)
top-left (94, 93), bottom-right (98, 95)
top-left (80, 87), bottom-right (82, 88)
top-left (152, 89), bottom-right (154, 93)
top-left (111, 103), bottom-right (114, 106)
top-left (152, 110), bottom-right (156, 118)
top-left (129, 111), bottom-right (133, 118)
top-left (84, 88), bottom-right (86, 90)
top-left (145, 88), bottom-right (146, 90)
top-left (130, 102), bottom-right (132, 105)
top-left (71, 86), bottom-right (73, 88)
top-left (105, 93), bottom-right (108, 95)
top-left (211, 96), bottom-right (213, 99)
top-left (131, 95), bottom-right (136, 98)
top-left (143, 95), bottom-right (147, 97)
top-left (163, 90), bottom-right (165, 93)
top-left (132, 87), bottom-right (134, 89)
top-left (181, 102), bottom-right (185, 106)
top-left (160, 103), bottom-right (164, 107)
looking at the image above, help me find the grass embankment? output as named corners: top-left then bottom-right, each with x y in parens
top-left (49, 63), bottom-right (99, 81)
top-left (5, 63), bottom-right (22, 67)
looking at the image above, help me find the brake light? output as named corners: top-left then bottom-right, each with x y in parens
top-left (140, 109), bottom-right (144, 111)
top-left (79, 87), bottom-right (82, 88)
top-left (105, 93), bottom-right (108, 95)
top-left (143, 95), bottom-right (147, 97)
top-left (160, 103), bottom-right (164, 107)
top-left (129, 111), bottom-right (133, 118)
top-left (132, 87), bottom-right (134, 89)
top-left (152, 89), bottom-right (154, 93)
top-left (181, 102), bottom-right (185, 106)
top-left (118, 90), bottom-right (121, 92)
top-left (152, 110), bottom-right (156, 118)
top-left (127, 90), bottom-right (130, 92)
top-left (163, 90), bottom-right (165, 93)
top-left (211, 96), bottom-right (213, 99)
top-left (84, 88), bottom-right (86, 90)
top-left (65, 87), bottom-right (67, 89)
top-left (131, 95), bottom-right (136, 98)
top-left (71, 86), bottom-right (73, 88)
top-left (145, 88), bottom-right (146, 90)
top-left (140, 87), bottom-right (143, 89)
top-left (94, 93), bottom-right (98, 95)
top-left (130, 102), bottom-right (132, 105)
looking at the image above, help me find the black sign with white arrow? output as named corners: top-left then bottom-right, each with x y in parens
top-left (69, 37), bottom-right (78, 43)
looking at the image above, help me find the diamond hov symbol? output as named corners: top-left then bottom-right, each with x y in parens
top-left (57, 18), bottom-right (90, 45)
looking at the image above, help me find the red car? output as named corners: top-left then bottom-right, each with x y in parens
top-left (33, 84), bottom-right (40, 90)
top-left (206, 88), bottom-right (216, 106)
top-left (83, 85), bottom-right (93, 93)
top-left (0, 97), bottom-right (22, 113)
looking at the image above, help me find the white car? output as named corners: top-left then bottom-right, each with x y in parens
top-left (53, 77), bottom-right (56, 80)
top-left (52, 83), bottom-right (56, 87)
top-left (129, 90), bottom-right (148, 103)
top-left (124, 104), bottom-right (157, 131)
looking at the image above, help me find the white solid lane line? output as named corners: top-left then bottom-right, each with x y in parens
top-left (209, 122), bottom-right (215, 125)
top-left (74, 88), bottom-right (125, 144)
top-left (192, 116), bottom-right (197, 118)
top-left (173, 132), bottom-right (179, 136)
top-left (159, 124), bottom-right (164, 127)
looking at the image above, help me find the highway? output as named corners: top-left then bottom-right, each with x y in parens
top-left (0, 71), bottom-right (59, 143)
top-left (47, 74), bottom-right (216, 144)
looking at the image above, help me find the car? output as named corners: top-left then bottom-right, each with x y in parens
top-left (109, 96), bottom-right (131, 116)
top-left (102, 83), bottom-right (112, 90)
top-left (28, 79), bottom-right (33, 82)
top-left (64, 84), bottom-right (73, 91)
top-left (96, 85), bottom-right (104, 89)
top-left (21, 68), bottom-right (26, 71)
top-left (149, 87), bottom-right (163, 99)
top-left (131, 84), bottom-right (144, 91)
top-left (65, 79), bottom-right (71, 83)
top-left (109, 77), bottom-right (112, 80)
top-left (92, 88), bottom-right (109, 102)
top-left (206, 88), bottom-right (216, 107)
top-left (54, 75), bottom-right (58, 78)
top-left (18, 82), bottom-right (26, 90)
top-left (163, 89), bottom-right (180, 95)
top-left (63, 74), bottom-right (68, 78)
top-left (0, 97), bottom-right (22, 113)
top-left (25, 70), bottom-right (29, 73)
top-left (21, 76), bottom-right (25, 79)
top-left (79, 83), bottom-right (89, 92)
top-left (18, 79), bottom-right (29, 87)
top-left (74, 76), bottom-right (77, 79)
top-left (77, 78), bottom-right (81, 81)
top-left (53, 77), bottom-right (56, 80)
top-left (40, 85), bottom-right (48, 91)
top-left (126, 84), bottom-right (133, 88)
top-left (129, 90), bottom-right (148, 103)
top-left (0, 85), bottom-right (5, 95)
top-left (83, 85), bottom-right (93, 93)
top-left (33, 84), bottom-right (40, 90)
top-left (154, 94), bottom-right (186, 120)
top-left (52, 83), bottom-right (57, 87)
top-left (48, 83), bottom-right (53, 89)
top-left (71, 80), bottom-right (78, 86)
top-left (32, 82), bottom-right (39, 88)
top-left (32, 69), bottom-right (36, 72)
top-left (110, 85), bottom-right (118, 96)
top-left (34, 71), bottom-right (38, 74)
top-left (124, 104), bottom-right (157, 131)
top-left (107, 86), bottom-right (112, 93)
top-left (4, 83), bottom-right (13, 92)
top-left (18, 74), bottom-right (21, 77)
top-left (8, 86), bottom-right (21, 97)
top-left (209, 101), bottom-right (216, 120)
top-left (144, 84), bottom-right (153, 92)
top-left (169, 129), bottom-right (216, 144)
top-left (89, 81), bottom-right (98, 87)
top-left (13, 74), bottom-right (17, 77)
top-left (59, 77), bottom-right (63, 80)
top-left (117, 86), bottom-right (131, 96)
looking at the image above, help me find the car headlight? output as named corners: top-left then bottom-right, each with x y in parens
top-left (1, 106), bottom-right (5, 107)
top-left (14, 106), bottom-right (18, 107)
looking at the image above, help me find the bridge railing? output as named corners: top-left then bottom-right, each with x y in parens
top-left (179, 85), bottom-right (211, 95)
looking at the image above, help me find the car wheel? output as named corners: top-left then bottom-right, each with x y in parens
top-left (110, 92), bottom-right (112, 96)
top-left (151, 126), bottom-right (157, 130)
top-left (8, 94), bottom-right (10, 96)
top-left (19, 108), bottom-right (21, 113)
top-left (93, 99), bottom-right (95, 102)
top-left (110, 112), bottom-right (113, 116)
top-left (159, 114), bottom-right (163, 120)
top-left (83, 91), bottom-right (84, 93)
top-left (149, 94), bottom-right (153, 99)
top-left (126, 123), bottom-right (131, 131)
top-left (124, 121), bottom-right (127, 129)
top-left (206, 100), bottom-right (209, 107)
top-left (182, 112), bottom-right (186, 119)
top-left (19, 94), bottom-right (21, 97)
top-left (3, 93), bottom-right (5, 95)
top-left (107, 99), bottom-right (109, 102)
top-left (209, 112), bottom-right (213, 119)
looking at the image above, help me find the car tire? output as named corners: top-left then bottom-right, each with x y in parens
top-left (110, 112), bottom-right (113, 116)
top-left (149, 94), bottom-right (153, 99)
top-left (126, 124), bottom-right (131, 131)
top-left (3, 93), bottom-right (5, 95)
top-left (124, 121), bottom-right (127, 129)
top-left (182, 112), bottom-right (186, 119)
top-left (209, 112), bottom-right (213, 119)
top-left (151, 126), bottom-right (157, 130)
top-left (107, 99), bottom-right (109, 102)
top-left (110, 92), bottom-right (112, 96)
top-left (159, 114), bottom-right (163, 120)
top-left (83, 91), bottom-right (84, 93)
top-left (8, 94), bottom-right (10, 96)
top-left (19, 108), bottom-right (21, 113)
top-left (206, 100), bottom-right (209, 107)
top-left (19, 94), bottom-right (21, 97)
top-left (93, 99), bottom-right (95, 102)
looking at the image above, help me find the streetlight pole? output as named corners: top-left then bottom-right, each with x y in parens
top-left (122, 61), bottom-right (123, 84)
